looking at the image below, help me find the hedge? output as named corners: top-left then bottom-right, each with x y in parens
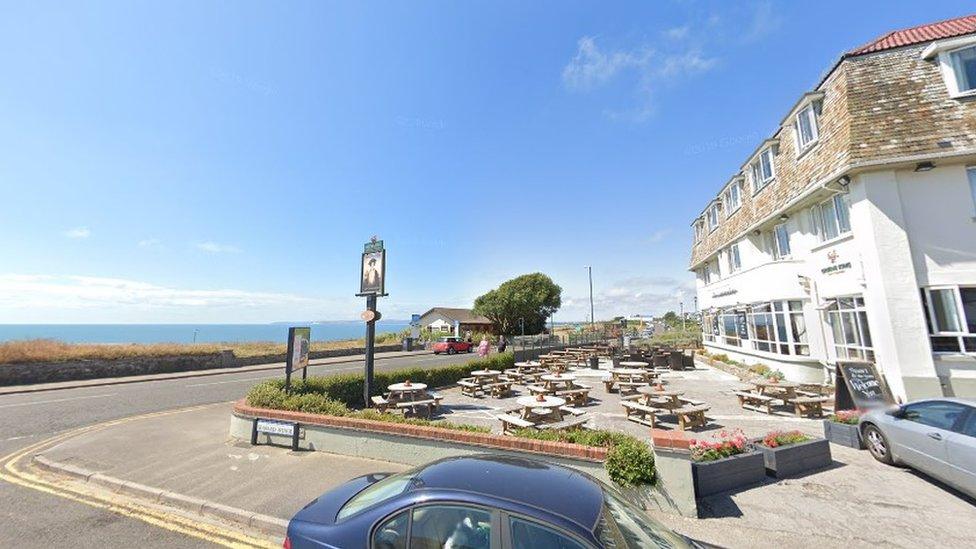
top-left (511, 428), bottom-right (656, 487)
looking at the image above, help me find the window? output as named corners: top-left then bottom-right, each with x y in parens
top-left (410, 505), bottom-right (491, 549)
top-left (596, 491), bottom-right (688, 548)
top-left (795, 103), bottom-right (820, 151)
top-left (750, 148), bottom-right (776, 193)
top-left (338, 471), bottom-right (413, 521)
top-left (948, 45), bottom-right (976, 94)
top-left (746, 300), bottom-right (809, 355)
top-left (373, 511), bottom-right (408, 549)
top-left (813, 194), bottom-right (851, 241)
top-left (921, 286), bottom-right (976, 353)
top-left (902, 401), bottom-right (970, 431)
top-left (723, 180), bottom-right (742, 216)
top-left (726, 243), bottom-right (741, 273)
top-left (772, 223), bottom-right (791, 259)
top-left (957, 410), bottom-right (976, 438)
top-left (825, 296), bottom-right (874, 361)
top-left (707, 203), bottom-right (720, 231)
top-left (968, 167), bottom-right (976, 215)
top-left (702, 263), bottom-right (713, 285)
top-left (511, 517), bottom-right (585, 549)
top-left (694, 220), bottom-right (704, 243)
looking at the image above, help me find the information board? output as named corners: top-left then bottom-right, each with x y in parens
top-left (835, 361), bottom-right (895, 411)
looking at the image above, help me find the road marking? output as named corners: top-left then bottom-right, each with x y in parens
top-left (0, 403), bottom-right (277, 548)
top-left (0, 393), bottom-right (117, 409)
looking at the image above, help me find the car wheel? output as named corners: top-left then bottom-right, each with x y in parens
top-left (447, 347), bottom-right (457, 355)
top-left (863, 424), bottom-right (894, 465)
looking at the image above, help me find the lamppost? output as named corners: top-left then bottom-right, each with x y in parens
top-left (585, 266), bottom-right (594, 329)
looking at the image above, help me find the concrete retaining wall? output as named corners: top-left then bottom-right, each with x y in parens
top-left (0, 344), bottom-right (406, 387)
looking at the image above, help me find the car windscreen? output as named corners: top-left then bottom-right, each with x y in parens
top-left (336, 472), bottom-right (416, 522)
top-left (594, 491), bottom-right (691, 548)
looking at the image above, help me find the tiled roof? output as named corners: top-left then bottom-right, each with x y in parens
top-left (419, 307), bottom-right (491, 324)
top-left (848, 14), bottom-right (976, 56)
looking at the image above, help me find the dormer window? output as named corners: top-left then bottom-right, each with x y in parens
top-left (922, 36), bottom-right (976, 98)
top-left (795, 103), bottom-right (820, 151)
top-left (750, 147), bottom-right (776, 194)
top-left (723, 179), bottom-right (743, 217)
top-left (949, 45), bottom-right (976, 94)
top-left (707, 203), bottom-right (721, 231)
top-left (694, 220), bottom-right (704, 243)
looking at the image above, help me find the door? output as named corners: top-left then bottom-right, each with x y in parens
top-left (892, 401), bottom-right (968, 482)
top-left (947, 407), bottom-right (976, 497)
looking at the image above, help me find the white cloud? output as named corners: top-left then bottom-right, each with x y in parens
top-left (742, 1), bottom-right (784, 43)
top-left (0, 273), bottom-right (348, 323)
top-left (664, 26), bottom-right (690, 40)
top-left (561, 36), bottom-right (653, 91)
top-left (64, 227), bottom-right (91, 239)
top-left (195, 241), bottom-right (240, 254)
top-left (138, 238), bottom-right (161, 248)
top-left (658, 50), bottom-right (717, 78)
top-left (560, 275), bottom-right (695, 320)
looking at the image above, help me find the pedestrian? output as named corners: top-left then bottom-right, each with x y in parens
top-left (478, 337), bottom-right (490, 357)
top-left (497, 335), bottom-right (507, 353)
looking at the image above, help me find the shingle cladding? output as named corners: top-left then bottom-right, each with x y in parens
top-left (689, 38), bottom-right (976, 269)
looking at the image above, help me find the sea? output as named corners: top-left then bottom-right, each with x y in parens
top-left (0, 322), bottom-right (412, 345)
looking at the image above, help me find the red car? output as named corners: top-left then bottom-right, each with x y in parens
top-left (432, 336), bottom-right (473, 354)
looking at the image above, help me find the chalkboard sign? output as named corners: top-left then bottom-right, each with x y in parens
top-left (835, 361), bottom-right (895, 411)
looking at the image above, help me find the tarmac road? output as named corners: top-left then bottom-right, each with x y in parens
top-left (0, 350), bottom-right (474, 548)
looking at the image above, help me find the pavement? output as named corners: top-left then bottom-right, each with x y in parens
top-left (15, 358), bottom-right (976, 548)
top-left (0, 349), bottom-right (473, 548)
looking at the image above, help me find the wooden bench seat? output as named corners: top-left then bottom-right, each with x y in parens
top-left (617, 381), bottom-right (650, 394)
top-left (734, 391), bottom-right (775, 414)
top-left (370, 395), bottom-right (390, 413)
top-left (497, 414), bottom-right (535, 434)
top-left (673, 405), bottom-right (710, 431)
top-left (559, 405), bottom-right (586, 416)
top-left (555, 388), bottom-right (590, 406)
top-left (537, 415), bottom-right (589, 431)
top-left (789, 396), bottom-right (831, 418)
top-left (621, 400), bottom-right (657, 428)
top-left (395, 398), bottom-right (437, 418)
top-left (458, 379), bottom-right (483, 397)
top-left (525, 384), bottom-right (551, 395)
top-left (485, 382), bottom-right (513, 398)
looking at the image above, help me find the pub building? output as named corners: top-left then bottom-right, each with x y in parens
top-left (689, 15), bottom-right (976, 401)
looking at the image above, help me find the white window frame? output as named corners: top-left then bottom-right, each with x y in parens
top-left (746, 300), bottom-right (810, 356)
top-left (727, 243), bottom-right (741, 273)
top-left (703, 262), bottom-right (713, 285)
top-left (923, 36), bottom-right (976, 99)
top-left (771, 223), bottom-right (791, 260)
top-left (694, 220), bottom-right (704, 243)
top-left (707, 203), bottom-right (720, 231)
top-left (750, 148), bottom-right (776, 194)
top-left (922, 285), bottom-right (976, 354)
top-left (723, 180), bottom-right (742, 217)
top-left (813, 194), bottom-right (851, 242)
top-left (825, 295), bottom-right (874, 362)
top-left (968, 166), bottom-right (976, 217)
top-left (794, 103), bottom-right (820, 152)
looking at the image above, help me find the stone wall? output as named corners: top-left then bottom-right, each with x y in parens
top-left (0, 344), bottom-right (406, 387)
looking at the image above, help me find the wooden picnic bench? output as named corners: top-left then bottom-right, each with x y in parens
top-left (789, 395), bottom-right (831, 418)
top-left (497, 413), bottom-right (535, 434)
top-left (536, 415), bottom-right (589, 431)
top-left (484, 381), bottom-right (514, 398)
top-left (734, 391), bottom-right (775, 414)
top-left (673, 405), bottom-right (710, 431)
top-left (555, 387), bottom-right (590, 406)
top-left (621, 400), bottom-right (657, 428)
top-left (395, 398), bottom-right (437, 418)
top-left (525, 384), bottom-right (551, 396)
top-left (458, 378), bottom-right (483, 397)
top-left (371, 395), bottom-right (391, 412)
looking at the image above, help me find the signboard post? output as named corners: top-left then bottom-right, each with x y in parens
top-left (357, 237), bottom-right (387, 407)
top-left (834, 361), bottom-right (895, 411)
top-left (284, 326), bottom-right (311, 392)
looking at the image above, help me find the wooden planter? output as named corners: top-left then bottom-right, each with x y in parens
top-left (823, 420), bottom-right (864, 449)
top-left (691, 451), bottom-right (765, 498)
top-left (752, 438), bottom-right (832, 478)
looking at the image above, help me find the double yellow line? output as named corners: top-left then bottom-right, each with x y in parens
top-left (0, 404), bottom-right (278, 548)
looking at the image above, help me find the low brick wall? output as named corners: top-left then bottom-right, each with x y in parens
top-left (0, 344), bottom-right (406, 387)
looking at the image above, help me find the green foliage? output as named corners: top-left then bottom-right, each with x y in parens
top-left (644, 329), bottom-right (701, 349)
top-left (512, 428), bottom-right (655, 487)
top-left (748, 363), bottom-right (771, 375)
top-left (473, 273), bottom-right (562, 335)
top-left (348, 409), bottom-right (490, 433)
top-left (760, 430), bottom-right (811, 448)
top-left (662, 311), bottom-right (679, 326)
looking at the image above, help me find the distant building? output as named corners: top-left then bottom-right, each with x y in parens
top-left (418, 307), bottom-right (494, 336)
top-left (689, 15), bottom-right (976, 401)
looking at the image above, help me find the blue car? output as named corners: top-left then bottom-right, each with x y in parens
top-left (285, 454), bottom-right (698, 549)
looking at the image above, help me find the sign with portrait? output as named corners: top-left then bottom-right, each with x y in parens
top-left (287, 326), bottom-right (311, 372)
top-left (360, 250), bottom-right (386, 295)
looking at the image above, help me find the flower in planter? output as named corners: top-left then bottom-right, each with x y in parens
top-left (829, 409), bottom-right (861, 425)
top-left (761, 430), bottom-right (811, 448)
top-left (690, 428), bottom-right (748, 462)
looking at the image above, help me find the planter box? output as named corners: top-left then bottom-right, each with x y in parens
top-left (691, 451), bottom-right (765, 498)
top-left (753, 438), bottom-right (832, 478)
top-left (823, 420), bottom-right (864, 449)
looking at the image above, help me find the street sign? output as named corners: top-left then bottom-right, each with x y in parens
top-left (251, 418), bottom-right (300, 451)
top-left (361, 309), bottom-right (382, 322)
top-left (284, 326), bottom-right (311, 391)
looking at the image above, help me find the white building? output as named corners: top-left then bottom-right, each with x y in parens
top-left (689, 15), bottom-right (976, 401)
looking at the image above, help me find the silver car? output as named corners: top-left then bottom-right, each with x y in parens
top-left (859, 398), bottom-right (976, 498)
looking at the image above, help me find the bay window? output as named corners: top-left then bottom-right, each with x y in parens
top-left (921, 286), bottom-right (976, 353)
top-left (747, 300), bottom-right (809, 356)
top-left (825, 296), bottom-right (874, 361)
top-left (813, 194), bottom-right (851, 241)
top-left (795, 103), bottom-right (820, 151)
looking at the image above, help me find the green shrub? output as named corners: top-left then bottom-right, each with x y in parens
top-left (512, 428), bottom-right (655, 487)
top-left (348, 409), bottom-right (490, 433)
top-left (748, 363), bottom-right (771, 376)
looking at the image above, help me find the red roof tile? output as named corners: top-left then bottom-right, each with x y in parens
top-left (848, 13), bottom-right (976, 56)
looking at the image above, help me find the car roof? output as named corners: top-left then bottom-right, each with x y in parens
top-left (408, 454), bottom-right (604, 530)
top-left (909, 397), bottom-right (976, 406)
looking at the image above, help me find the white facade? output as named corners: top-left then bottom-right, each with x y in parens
top-left (695, 163), bottom-right (976, 400)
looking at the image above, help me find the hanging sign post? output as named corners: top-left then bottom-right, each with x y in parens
top-left (357, 237), bottom-right (387, 407)
top-left (284, 326), bottom-right (311, 393)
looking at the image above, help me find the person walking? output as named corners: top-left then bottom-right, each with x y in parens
top-left (497, 335), bottom-right (507, 353)
top-left (477, 337), bottom-right (490, 358)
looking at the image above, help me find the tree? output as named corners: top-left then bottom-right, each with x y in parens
top-left (662, 311), bottom-right (679, 327)
top-left (473, 273), bottom-right (562, 335)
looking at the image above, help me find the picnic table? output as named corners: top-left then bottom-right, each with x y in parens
top-left (377, 382), bottom-right (440, 417)
top-left (619, 361), bottom-right (649, 368)
top-left (471, 369), bottom-right (501, 383)
top-left (627, 386), bottom-right (710, 430)
top-left (387, 382), bottom-right (428, 400)
top-left (516, 395), bottom-right (566, 422)
top-left (637, 386), bottom-right (685, 409)
top-left (540, 373), bottom-right (577, 392)
top-left (604, 368), bottom-right (653, 393)
top-left (513, 361), bottom-right (541, 369)
top-left (752, 380), bottom-right (800, 403)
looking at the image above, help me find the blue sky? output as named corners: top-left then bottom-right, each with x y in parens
top-left (1, 1), bottom-right (973, 323)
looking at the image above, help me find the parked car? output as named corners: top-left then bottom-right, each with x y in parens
top-left (285, 454), bottom-right (700, 549)
top-left (859, 397), bottom-right (976, 498)
top-left (432, 336), bottom-right (473, 355)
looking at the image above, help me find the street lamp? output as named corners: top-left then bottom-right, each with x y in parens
top-left (585, 266), bottom-right (594, 329)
